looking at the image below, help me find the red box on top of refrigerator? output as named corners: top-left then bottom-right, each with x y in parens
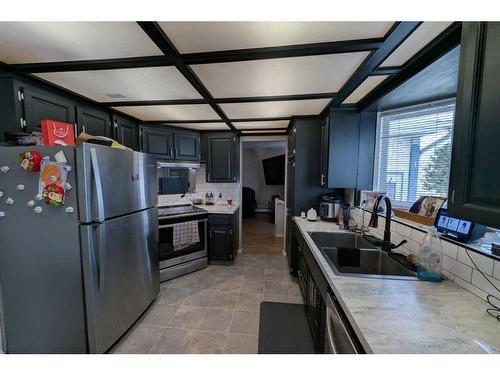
top-left (41, 119), bottom-right (75, 146)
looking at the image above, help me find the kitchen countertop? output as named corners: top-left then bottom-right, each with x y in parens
top-left (293, 217), bottom-right (500, 354)
top-left (195, 203), bottom-right (240, 215)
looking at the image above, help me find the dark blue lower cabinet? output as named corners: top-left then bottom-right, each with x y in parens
top-left (208, 210), bottom-right (239, 262)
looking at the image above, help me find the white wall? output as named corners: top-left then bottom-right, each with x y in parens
top-left (242, 145), bottom-right (285, 210)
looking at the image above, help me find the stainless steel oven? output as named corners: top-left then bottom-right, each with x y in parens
top-left (158, 205), bottom-right (208, 281)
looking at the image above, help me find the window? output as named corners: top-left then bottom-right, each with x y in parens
top-left (374, 100), bottom-right (455, 207)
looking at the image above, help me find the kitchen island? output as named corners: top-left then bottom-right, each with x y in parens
top-left (293, 217), bottom-right (500, 353)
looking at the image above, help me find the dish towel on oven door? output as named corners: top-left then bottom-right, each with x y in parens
top-left (173, 221), bottom-right (200, 251)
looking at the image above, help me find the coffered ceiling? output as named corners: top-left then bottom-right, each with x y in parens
top-left (0, 21), bottom-right (460, 134)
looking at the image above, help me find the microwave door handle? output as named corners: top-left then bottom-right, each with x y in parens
top-left (90, 147), bottom-right (105, 223)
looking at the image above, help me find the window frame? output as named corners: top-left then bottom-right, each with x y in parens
top-left (373, 98), bottom-right (456, 208)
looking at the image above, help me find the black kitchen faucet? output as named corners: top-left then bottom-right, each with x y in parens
top-left (368, 195), bottom-right (407, 252)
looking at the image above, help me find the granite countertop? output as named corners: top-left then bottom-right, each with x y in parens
top-left (293, 216), bottom-right (500, 354)
top-left (195, 203), bottom-right (240, 215)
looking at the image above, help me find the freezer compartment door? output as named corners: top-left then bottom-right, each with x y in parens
top-left (78, 143), bottom-right (157, 223)
top-left (80, 207), bottom-right (159, 353)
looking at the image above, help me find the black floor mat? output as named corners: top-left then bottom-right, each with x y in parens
top-left (258, 302), bottom-right (316, 354)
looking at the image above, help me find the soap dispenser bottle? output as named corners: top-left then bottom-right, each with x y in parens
top-left (416, 227), bottom-right (443, 282)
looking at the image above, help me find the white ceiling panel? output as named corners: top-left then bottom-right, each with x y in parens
top-left (220, 99), bottom-right (330, 119)
top-left (159, 22), bottom-right (394, 53)
top-left (158, 123), bottom-right (229, 131)
top-left (233, 121), bottom-right (289, 130)
top-left (35, 67), bottom-right (202, 102)
top-left (380, 22), bottom-right (453, 67)
top-left (113, 105), bottom-right (220, 122)
top-left (343, 75), bottom-right (389, 104)
top-left (191, 52), bottom-right (370, 98)
top-left (0, 22), bottom-right (162, 64)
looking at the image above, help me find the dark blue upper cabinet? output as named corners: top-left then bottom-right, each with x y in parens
top-left (174, 130), bottom-right (201, 161)
top-left (23, 86), bottom-right (76, 134)
top-left (320, 109), bottom-right (376, 189)
top-left (140, 125), bottom-right (174, 159)
top-left (205, 132), bottom-right (239, 182)
top-left (448, 22), bottom-right (500, 228)
top-left (112, 113), bottom-right (139, 150)
top-left (140, 125), bottom-right (202, 161)
top-left (76, 104), bottom-right (111, 137)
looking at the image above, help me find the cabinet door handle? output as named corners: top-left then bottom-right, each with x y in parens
top-left (451, 190), bottom-right (455, 204)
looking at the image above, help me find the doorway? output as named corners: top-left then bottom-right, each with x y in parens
top-left (240, 138), bottom-right (287, 255)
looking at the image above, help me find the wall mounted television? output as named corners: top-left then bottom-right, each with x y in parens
top-left (262, 154), bottom-right (285, 185)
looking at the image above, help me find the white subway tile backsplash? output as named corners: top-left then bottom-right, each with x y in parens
top-left (378, 217), bottom-right (386, 229)
top-left (457, 248), bottom-right (494, 276)
top-left (442, 255), bottom-right (473, 282)
top-left (454, 276), bottom-right (489, 301)
top-left (471, 269), bottom-right (500, 300)
top-left (411, 229), bottom-right (425, 243)
top-left (396, 223), bottom-right (412, 238)
top-left (441, 241), bottom-right (458, 260)
top-left (391, 232), bottom-right (404, 245)
top-left (404, 238), bottom-right (420, 254)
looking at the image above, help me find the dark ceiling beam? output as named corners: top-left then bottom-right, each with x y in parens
top-left (320, 21), bottom-right (422, 116)
top-left (215, 92), bottom-right (336, 104)
top-left (357, 22), bottom-right (462, 111)
top-left (239, 132), bottom-right (288, 136)
top-left (147, 119), bottom-right (223, 124)
top-left (102, 92), bottom-right (336, 107)
top-left (137, 21), bottom-right (238, 133)
top-left (372, 66), bottom-right (402, 75)
top-left (236, 127), bottom-right (288, 132)
top-left (147, 117), bottom-right (292, 125)
top-left (105, 98), bottom-right (207, 107)
top-left (181, 38), bottom-right (384, 65)
top-left (10, 55), bottom-right (175, 73)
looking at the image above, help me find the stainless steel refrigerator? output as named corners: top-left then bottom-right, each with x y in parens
top-left (0, 144), bottom-right (159, 353)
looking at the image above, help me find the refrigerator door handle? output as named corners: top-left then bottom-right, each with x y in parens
top-left (96, 223), bottom-right (106, 292)
top-left (90, 147), bottom-right (105, 223)
top-left (87, 224), bottom-right (107, 293)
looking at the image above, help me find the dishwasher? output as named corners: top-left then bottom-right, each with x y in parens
top-left (324, 291), bottom-right (364, 354)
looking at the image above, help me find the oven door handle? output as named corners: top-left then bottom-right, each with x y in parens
top-left (159, 218), bottom-right (207, 229)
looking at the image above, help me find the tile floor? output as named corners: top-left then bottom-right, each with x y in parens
top-left (110, 253), bottom-right (303, 354)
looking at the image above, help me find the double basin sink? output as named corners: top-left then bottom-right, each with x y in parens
top-left (309, 232), bottom-right (417, 280)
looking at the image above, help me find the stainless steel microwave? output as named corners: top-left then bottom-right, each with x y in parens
top-left (157, 161), bottom-right (199, 195)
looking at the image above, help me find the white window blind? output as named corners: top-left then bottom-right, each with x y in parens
top-left (375, 100), bottom-right (455, 207)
